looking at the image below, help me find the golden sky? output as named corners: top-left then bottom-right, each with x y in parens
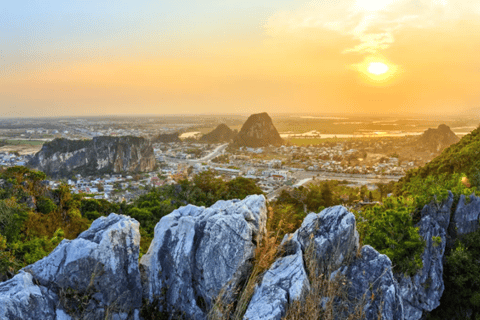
top-left (1, 0), bottom-right (480, 117)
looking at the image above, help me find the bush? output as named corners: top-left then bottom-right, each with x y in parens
top-left (428, 229), bottom-right (480, 319)
top-left (357, 197), bottom-right (425, 276)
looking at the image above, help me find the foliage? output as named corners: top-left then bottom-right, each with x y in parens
top-left (0, 167), bottom-right (91, 279)
top-left (123, 170), bottom-right (263, 255)
top-left (0, 198), bottom-right (30, 243)
top-left (356, 197), bottom-right (425, 276)
top-left (36, 196), bottom-right (57, 214)
top-left (428, 229), bottom-right (480, 319)
top-left (396, 127), bottom-right (480, 208)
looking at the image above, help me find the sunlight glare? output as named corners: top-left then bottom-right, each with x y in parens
top-left (368, 62), bottom-right (389, 75)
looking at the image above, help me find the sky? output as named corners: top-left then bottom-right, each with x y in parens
top-left (1, 0), bottom-right (480, 117)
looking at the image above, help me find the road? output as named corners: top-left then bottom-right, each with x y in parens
top-left (190, 143), bottom-right (229, 163)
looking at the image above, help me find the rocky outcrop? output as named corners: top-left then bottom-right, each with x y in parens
top-left (0, 271), bottom-right (60, 319)
top-left (233, 113), bottom-right (284, 147)
top-left (243, 234), bottom-right (309, 320)
top-left (0, 213), bottom-right (142, 319)
top-left (450, 193), bottom-right (480, 238)
top-left (4, 190), bottom-right (480, 320)
top-left (415, 124), bottom-right (459, 153)
top-left (338, 245), bottom-right (404, 320)
top-left (396, 192), bottom-right (453, 320)
top-left (200, 124), bottom-right (236, 143)
top-left (140, 195), bottom-right (267, 319)
top-left (245, 206), bottom-right (404, 320)
top-left (28, 136), bottom-right (156, 178)
top-left (295, 206), bottom-right (359, 274)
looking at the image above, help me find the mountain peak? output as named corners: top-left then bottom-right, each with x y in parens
top-left (233, 112), bottom-right (284, 147)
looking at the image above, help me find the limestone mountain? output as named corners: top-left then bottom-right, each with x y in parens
top-left (28, 136), bottom-right (155, 178)
top-left (233, 112), bottom-right (284, 147)
top-left (415, 124), bottom-right (459, 153)
top-left (199, 124), bottom-right (236, 143)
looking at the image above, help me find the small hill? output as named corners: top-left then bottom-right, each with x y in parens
top-left (200, 124), bottom-right (236, 143)
top-left (233, 112), bottom-right (284, 147)
top-left (152, 132), bottom-right (181, 143)
top-left (415, 124), bottom-right (460, 153)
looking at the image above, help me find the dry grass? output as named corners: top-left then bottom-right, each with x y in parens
top-left (208, 206), bottom-right (368, 320)
top-left (283, 241), bottom-right (366, 320)
top-left (208, 207), bottom-right (285, 320)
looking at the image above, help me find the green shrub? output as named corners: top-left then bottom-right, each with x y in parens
top-left (36, 197), bottom-right (57, 214)
top-left (357, 197), bottom-right (425, 276)
top-left (428, 229), bottom-right (480, 319)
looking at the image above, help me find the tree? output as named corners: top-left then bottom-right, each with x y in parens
top-left (321, 183), bottom-right (333, 208)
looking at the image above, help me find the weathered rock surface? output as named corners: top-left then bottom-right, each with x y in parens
top-left (244, 206), bottom-right (360, 320)
top-left (28, 136), bottom-right (155, 178)
top-left (0, 271), bottom-right (60, 319)
top-left (451, 193), bottom-right (480, 238)
top-left (295, 206), bottom-right (359, 274)
top-left (337, 245), bottom-right (404, 320)
top-left (140, 195), bottom-right (267, 319)
top-left (0, 213), bottom-right (142, 320)
top-left (233, 113), bottom-right (284, 147)
top-left (243, 234), bottom-right (309, 320)
top-left (395, 192), bottom-right (453, 320)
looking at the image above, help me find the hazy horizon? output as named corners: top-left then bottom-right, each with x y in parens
top-left (1, 0), bottom-right (480, 117)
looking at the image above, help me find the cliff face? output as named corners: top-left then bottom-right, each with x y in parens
top-left (416, 124), bottom-right (460, 153)
top-left (28, 136), bottom-right (155, 178)
top-left (233, 112), bottom-right (284, 147)
top-left (200, 124), bottom-right (236, 143)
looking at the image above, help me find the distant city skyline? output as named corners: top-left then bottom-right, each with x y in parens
top-left (1, 0), bottom-right (480, 117)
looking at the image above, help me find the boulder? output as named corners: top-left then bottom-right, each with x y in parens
top-left (22, 213), bottom-right (142, 319)
top-left (395, 193), bottom-right (453, 320)
top-left (140, 195), bottom-right (267, 319)
top-left (244, 206), bottom-right (360, 320)
top-left (336, 245), bottom-right (404, 320)
top-left (295, 206), bottom-right (359, 274)
top-left (0, 271), bottom-right (60, 319)
top-left (450, 193), bottom-right (480, 238)
top-left (243, 234), bottom-right (310, 320)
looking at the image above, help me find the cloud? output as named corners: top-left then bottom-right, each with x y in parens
top-left (264, 0), bottom-right (480, 55)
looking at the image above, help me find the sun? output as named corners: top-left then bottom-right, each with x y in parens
top-left (368, 62), bottom-right (389, 75)
top-left (350, 56), bottom-right (400, 85)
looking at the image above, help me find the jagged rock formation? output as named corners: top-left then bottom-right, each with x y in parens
top-left (3, 192), bottom-right (480, 319)
top-left (395, 192), bottom-right (453, 320)
top-left (200, 124), bottom-right (236, 143)
top-left (28, 136), bottom-right (155, 178)
top-left (245, 206), bottom-right (403, 320)
top-left (450, 193), bottom-right (480, 239)
top-left (415, 124), bottom-right (459, 153)
top-left (243, 234), bottom-right (309, 320)
top-left (140, 195), bottom-right (267, 319)
top-left (0, 213), bottom-right (142, 320)
top-left (152, 132), bottom-right (181, 143)
top-left (233, 113), bottom-right (284, 147)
